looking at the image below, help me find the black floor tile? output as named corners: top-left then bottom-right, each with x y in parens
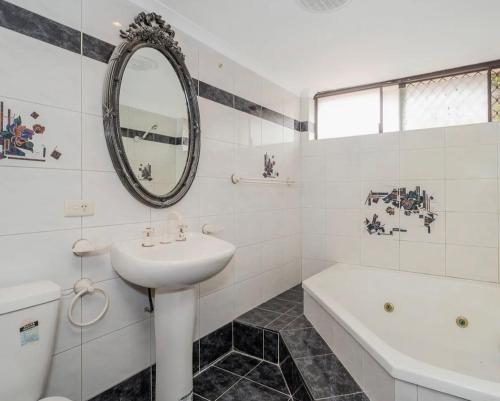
top-left (215, 352), bottom-right (260, 376)
top-left (264, 330), bottom-right (279, 363)
top-left (295, 354), bottom-right (361, 399)
top-left (89, 367), bottom-right (151, 401)
top-left (193, 340), bottom-right (200, 374)
top-left (293, 384), bottom-right (314, 401)
top-left (258, 298), bottom-right (297, 313)
top-left (236, 307), bottom-right (282, 327)
top-left (266, 314), bottom-right (297, 331)
top-left (194, 394), bottom-right (209, 401)
top-left (233, 322), bottom-right (264, 359)
top-left (193, 367), bottom-right (240, 401)
top-left (200, 323), bottom-right (233, 369)
top-left (280, 354), bottom-right (303, 396)
top-left (281, 315), bottom-right (313, 331)
top-left (279, 336), bottom-right (291, 364)
top-left (281, 328), bottom-right (331, 358)
top-left (276, 289), bottom-right (303, 304)
top-left (218, 378), bottom-right (290, 401)
top-left (246, 361), bottom-right (290, 395)
top-left (283, 303), bottom-right (304, 317)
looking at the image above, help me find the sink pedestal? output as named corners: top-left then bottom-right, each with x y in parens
top-left (155, 286), bottom-right (196, 401)
top-left (110, 233), bottom-right (236, 401)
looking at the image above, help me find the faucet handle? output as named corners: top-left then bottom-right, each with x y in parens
top-left (142, 227), bottom-right (155, 247)
top-left (177, 224), bottom-right (188, 241)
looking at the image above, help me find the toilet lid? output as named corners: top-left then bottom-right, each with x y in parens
top-left (40, 397), bottom-right (72, 401)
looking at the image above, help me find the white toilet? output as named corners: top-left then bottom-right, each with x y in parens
top-left (0, 280), bottom-right (72, 401)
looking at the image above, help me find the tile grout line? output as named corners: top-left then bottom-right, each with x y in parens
top-left (315, 391), bottom-right (365, 400)
top-left (194, 350), bottom-right (234, 378)
top-left (444, 129), bottom-right (448, 278)
top-left (280, 314), bottom-right (304, 331)
top-left (497, 134), bottom-right (500, 283)
top-left (292, 351), bottom-right (335, 360)
top-left (79, 2), bottom-right (84, 399)
top-left (242, 375), bottom-right (292, 398)
top-left (215, 357), bottom-right (293, 398)
top-left (212, 374), bottom-right (244, 401)
top-left (275, 344), bottom-right (295, 398)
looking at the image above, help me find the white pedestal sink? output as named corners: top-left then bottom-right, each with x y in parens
top-left (110, 232), bottom-right (235, 401)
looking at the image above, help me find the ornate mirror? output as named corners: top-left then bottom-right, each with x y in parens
top-left (103, 12), bottom-right (200, 208)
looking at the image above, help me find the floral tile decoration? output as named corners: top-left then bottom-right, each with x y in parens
top-left (0, 100), bottom-right (54, 162)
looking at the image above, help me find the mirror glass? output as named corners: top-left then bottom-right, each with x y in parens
top-left (119, 47), bottom-right (189, 196)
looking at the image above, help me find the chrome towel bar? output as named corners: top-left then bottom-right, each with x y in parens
top-left (230, 174), bottom-right (296, 186)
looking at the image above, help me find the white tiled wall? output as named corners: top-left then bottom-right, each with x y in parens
top-left (301, 123), bottom-right (500, 284)
top-left (0, 1), bottom-right (301, 399)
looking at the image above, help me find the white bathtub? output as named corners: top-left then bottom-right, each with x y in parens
top-left (303, 263), bottom-right (500, 401)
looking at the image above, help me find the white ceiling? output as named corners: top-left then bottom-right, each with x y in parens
top-left (152, 0), bottom-right (500, 95)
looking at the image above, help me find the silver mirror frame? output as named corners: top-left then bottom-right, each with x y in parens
top-left (103, 12), bottom-right (200, 208)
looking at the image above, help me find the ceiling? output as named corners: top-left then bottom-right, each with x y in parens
top-left (152, 0), bottom-right (500, 95)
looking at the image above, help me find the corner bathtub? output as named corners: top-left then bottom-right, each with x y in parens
top-left (303, 263), bottom-right (500, 401)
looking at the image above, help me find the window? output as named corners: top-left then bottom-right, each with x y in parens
top-left (315, 61), bottom-right (500, 139)
top-left (491, 68), bottom-right (500, 121)
top-left (317, 89), bottom-right (380, 139)
top-left (402, 72), bottom-right (488, 131)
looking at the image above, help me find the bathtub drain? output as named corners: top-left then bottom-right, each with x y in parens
top-left (384, 302), bottom-right (394, 313)
top-left (456, 316), bottom-right (469, 328)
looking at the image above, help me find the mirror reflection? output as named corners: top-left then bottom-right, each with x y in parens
top-left (119, 47), bottom-right (189, 196)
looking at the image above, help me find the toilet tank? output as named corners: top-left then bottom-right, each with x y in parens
top-left (0, 281), bottom-right (62, 401)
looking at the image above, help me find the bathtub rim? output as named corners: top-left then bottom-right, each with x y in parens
top-left (302, 263), bottom-right (500, 401)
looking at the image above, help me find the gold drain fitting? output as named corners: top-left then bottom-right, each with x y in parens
top-left (456, 316), bottom-right (469, 328)
top-left (384, 302), bottom-right (394, 313)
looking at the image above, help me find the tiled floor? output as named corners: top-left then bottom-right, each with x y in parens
top-left (193, 352), bottom-right (291, 401)
top-left (90, 286), bottom-right (368, 401)
top-left (234, 285), bottom-right (370, 401)
top-left (236, 285), bottom-right (306, 331)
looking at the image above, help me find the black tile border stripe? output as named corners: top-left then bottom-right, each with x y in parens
top-left (0, 0), bottom-right (81, 53)
top-left (82, 33), bottom-right (115, 63)
top-left (0, 0), bottom-right (314, 133)
top-left (121, 127), bottom-right (183, 145)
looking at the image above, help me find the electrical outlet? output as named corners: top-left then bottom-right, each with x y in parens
top-left (65, 200), bottom-right (95, 217)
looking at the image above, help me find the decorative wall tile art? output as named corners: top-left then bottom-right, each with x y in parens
top-left (364, 186), bottom-right (437, 235)
top-left (263, 153), bottom-right (279, 178)
top-left (0, 100), bottom-right (56, 162)
top-left (138, 162), bottom-right (153, 181)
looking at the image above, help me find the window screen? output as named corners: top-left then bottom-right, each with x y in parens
top-left (402, 71), bottom-right (488, 130)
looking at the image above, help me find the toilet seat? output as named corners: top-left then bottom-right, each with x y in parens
top-left (40, 397), bottom-right (72, 401)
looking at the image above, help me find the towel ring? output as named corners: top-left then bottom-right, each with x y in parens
top-left (68, 278), bottom-right (109, 327)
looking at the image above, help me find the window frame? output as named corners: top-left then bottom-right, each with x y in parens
top-left (314, 59), bottom-right (500, 139)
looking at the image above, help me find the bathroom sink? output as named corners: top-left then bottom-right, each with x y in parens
top-left (110, 231), bottom-right (235, 401)
top-left (110, 232), bottom-right (235, 289)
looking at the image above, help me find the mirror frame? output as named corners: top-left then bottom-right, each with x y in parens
top-left (103, 12), bottom-right (200, 208)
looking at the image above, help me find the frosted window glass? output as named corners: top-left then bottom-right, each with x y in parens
top-left (402, 72), bottom-right (488, 130)
top-left (317, 88), bottom-right (380, 139)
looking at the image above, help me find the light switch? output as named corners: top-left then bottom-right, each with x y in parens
top-left (65, 200), bottom-right (95, 217)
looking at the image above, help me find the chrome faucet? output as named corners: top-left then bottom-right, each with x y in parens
top-left (166, 211), bottom-right (187, 242)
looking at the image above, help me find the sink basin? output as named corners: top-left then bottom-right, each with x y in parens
top-left (111, 232), bottom-right (235, 289)
top-left (110, 231), bottom-right (235, 401)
